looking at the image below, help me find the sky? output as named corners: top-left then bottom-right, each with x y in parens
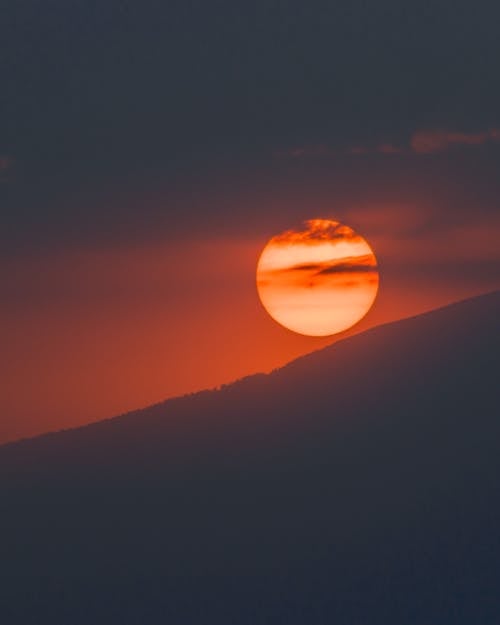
top-left (1, 0), bottom-right (500, 442)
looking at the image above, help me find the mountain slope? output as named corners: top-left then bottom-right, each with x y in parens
top-left (0, 291), bottom-right (499, 625)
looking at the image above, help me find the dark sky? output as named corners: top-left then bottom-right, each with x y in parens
top-left (2, 0), bottom-right (500, 250)
top-left (1, 0), bottom-right (500, 442)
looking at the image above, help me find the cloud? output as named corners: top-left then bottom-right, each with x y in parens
top-left (289, 263), bottom-right (324, 272)
top-left (268, 255), bottom-right (378, 290)
top-left (283, 254), bottom-right (377, 275)
top-left (410, 128), bottom-right (500, 153)
top-left (351, 128), bottom-right (500, 156)
top-left (271, 219), bottom-right (362, 245)
top-left (316, 259), bottom-right (378, 276)
top-left (276, 128), bottom-right (500, 160)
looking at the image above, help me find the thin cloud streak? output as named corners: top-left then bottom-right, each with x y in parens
top-left (276, 128), bottom-right (500, 159)
top-left (279, 254), bottom-right (378, 276)
top-left (410, 128), bottom-right (500, 153)
top-left (259, 254), bottom-right (378, 291)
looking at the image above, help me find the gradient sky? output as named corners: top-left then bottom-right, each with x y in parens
top-left (1, 0), bottom-right (500, 442)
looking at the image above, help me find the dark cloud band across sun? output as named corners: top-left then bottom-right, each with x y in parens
top-left (273, 254), bottom-right (377, 277)
top-left (315, 257), bottom-right (378, 276)
top-left (262, 255), bottom-right (378, 294)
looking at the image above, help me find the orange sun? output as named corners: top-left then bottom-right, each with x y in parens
top-left (256, 219), bottom-right (379, 336)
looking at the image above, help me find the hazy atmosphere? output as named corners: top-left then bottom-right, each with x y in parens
top-left (1, 2), bottom-right (500, 624)
top-left (2, 1), bottom-right (500, 441)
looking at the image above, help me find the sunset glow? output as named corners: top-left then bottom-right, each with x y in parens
top-left (256, 219), bottom-right (379, 336)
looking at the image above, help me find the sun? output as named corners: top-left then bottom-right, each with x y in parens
top-left (256, 219), bottom-right (379, 336)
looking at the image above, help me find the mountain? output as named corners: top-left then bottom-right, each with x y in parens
top-left (0, 291), bottom-right (499, 625)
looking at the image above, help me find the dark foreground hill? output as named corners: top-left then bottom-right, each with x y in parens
top-left (1, 291), bottom-right (499, 625)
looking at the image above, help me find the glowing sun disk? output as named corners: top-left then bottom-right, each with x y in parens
top-left (256, 219), bottom-right (379, 336)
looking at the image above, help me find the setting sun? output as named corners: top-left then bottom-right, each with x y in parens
top-left (256, 219), bottom-right (379, 336)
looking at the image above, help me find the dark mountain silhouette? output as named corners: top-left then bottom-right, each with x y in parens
top-left (1, 291), bottom-right (499, 625)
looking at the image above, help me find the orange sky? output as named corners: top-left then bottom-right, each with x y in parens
top-left (2, 0), bottom-right (500, 446)
top-left (1, 203), bottom-right (499, 444)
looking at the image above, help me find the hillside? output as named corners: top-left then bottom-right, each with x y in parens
top-left (0, 291), bottom-right (499, 625)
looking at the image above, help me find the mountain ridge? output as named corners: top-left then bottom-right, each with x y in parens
top-left (0, 289), bottom-right (499, 624)
top-left (1, 288), bottom-right (498, 453)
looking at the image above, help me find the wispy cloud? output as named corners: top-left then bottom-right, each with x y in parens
top-left (280, 254), bottom-right (377, 277)
top-left (271, 219), bottom-right (361, 245)
top-left (260, 253), bottom-right (378, 292)
top-left (316, 258), bottom-right (378, 276)
top-left (275, 128), bottom-right (500, 160)
top-left (410, 128), bottom-right (500, 153)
